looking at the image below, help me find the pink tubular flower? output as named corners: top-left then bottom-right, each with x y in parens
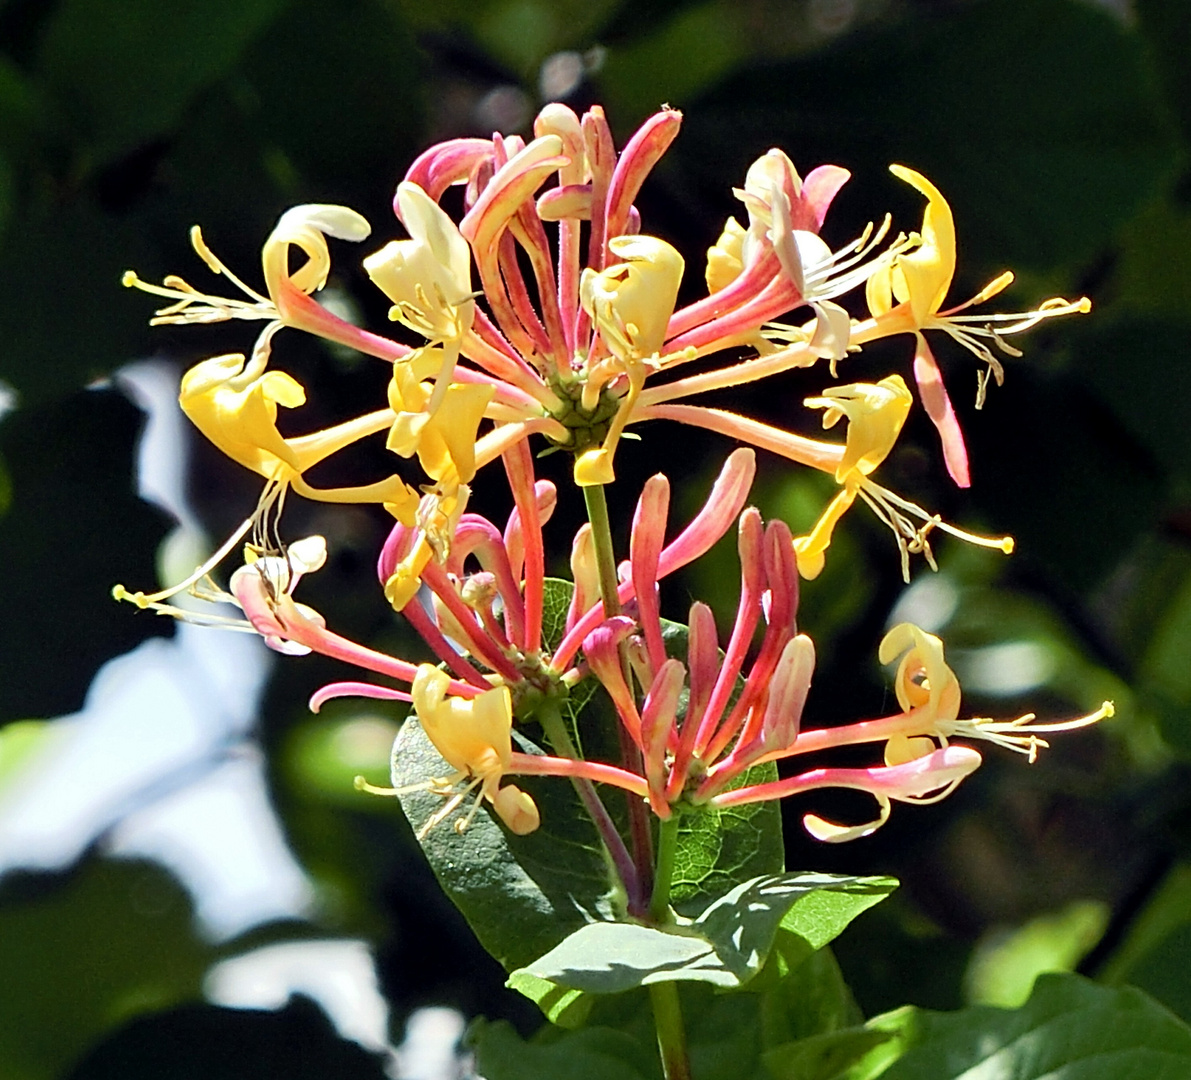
top-left (523, 483), bottom-right (1111, 842)
top-left (122, 103), bottom-right (1093, 597)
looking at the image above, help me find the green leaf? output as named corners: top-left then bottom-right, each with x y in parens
top-left (493, 943), bottom-right (865, 1080)
top-left (602, 1), bottom-right (747, 124)
top-left (390, 715), bottom-right (619, 971)
top-left (671, 763), bottom-right (784, 915)
top-left (518, 872), bottom-right (895, 993)
top-left (35, 0), bottom-right (288, 164)
top-left (1143, 570), bottom-right (1191, 705)
top-left (762, 1027), bottom-right (897, 1080)
top-left (392, 0), bottom-right (624, 78)
top-left (657, 613), bottom-right (785, 916)
top-left (545, 577), bottom-right (785, 918)
top-left (964, 900), bottom-right (1109, 1008)
top-left (472, 1017), bottom-right (658, 1080)
top-left (0, 857), bottom-right (213, 1080)
top-left (1099, 862), bottom-right (1191, 1024)
top-left (869, 973), bottom-right (1191, 1080)
top-left (0, 205), bottom-right (158, 402)
top-left (540, 577), bottom-right (576, 657)
top-left (506, 971), bottom-right (593, 1029)
top-left (236, 0), bottom-right (424, 195)
top-left (756, 942), bottom-right (864, 1045)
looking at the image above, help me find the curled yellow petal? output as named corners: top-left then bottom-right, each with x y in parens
top-left (574, 447), bottom-right (615, 487)
top-left (805, 375), bottom-right (913, 483)
top-left (878, 622), bottom-right (962, 723)
top-left (792, 485), bottom-right (857, 580)
top-left (413, 664), bottom-right (513, 777)
top-left (888, 165), bottom-right (955, 325)
top-left (580, 234), bottom-right (684, 360)
top-left (179, 353), bottom-right (305, 482)
top-left (364, 182), bottom-right (475, 341)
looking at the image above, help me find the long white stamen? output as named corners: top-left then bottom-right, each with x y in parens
top-left (112, 514), bottom-right (255, 608)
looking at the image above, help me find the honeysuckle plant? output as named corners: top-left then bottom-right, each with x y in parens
top-left (115, 102), bottom-right (1114, 1080)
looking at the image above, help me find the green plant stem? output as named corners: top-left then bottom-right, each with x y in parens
top-left (582, 481), bottom-right (654, 911)
top-left (649, 815), bottom-right (680, 923)
top-left (648, 819), bottom-right (691, 1076)
top-left (582, 481), bottom-right (623, 618)
top-left (649, 982), bottom-right (692, 1080)
top-left (537, 704), bottom-right (640, 902)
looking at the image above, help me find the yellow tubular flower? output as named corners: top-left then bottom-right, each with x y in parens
top-left (364, 182), bottom-right (476, 342)
top-left (580, 235), bottom-right (685, 362)
top-left (574, 235), bottom-right (686, 486)
top-left (412, 665), bottom-right (540, 835)
top-left (879, 623), bottom-right (1114, 764)
top-left (792, 375), bottom-right (913, 579)
top-left (878, 623), bottom-right (961, 766)
top-left (865, 166), bottom-right (954, 326)
top-left (386, 347), bottom-right (495, 485)
top-left (180, 350), bottom-right (306, 483)
top-left (862, 166), bottom-right (1089, 487)
top-left (705, 217), bottom-right (747, 293)
top-left (180, 348), bottom-right (420, 517)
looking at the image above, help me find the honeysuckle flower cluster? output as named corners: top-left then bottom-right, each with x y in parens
top-left (121, 103), bottom-right (1087, 585)
top-left (116, 102), bottom-right (1108, 924)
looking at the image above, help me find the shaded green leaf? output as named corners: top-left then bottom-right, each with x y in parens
top-left (870, 973), bottom-right (1191, 1080)
top-left (500, 943), bottom-right (863, 1080)
top-left (602, 1), bottom-right (747, 123)
top-left (964, 900), bottom-right (1109, 1008)
top-left (35, 0), bottom-right (287, 164)
top-left (0, 857), bottom-right (212, 1080)
top-left (472, 1017), bottom-right (657, 1080)
top-left (519, 872), bottom-right (895, 993)
top-left (763, 1027), bottom-right (896, 1080)
top-left (237, 0), bottom-right (424, 196)
top-left (0, 206), bottom-right (156, 402)
top-left (390, 715), bottom-right (619, 971)
top-left (1099, 862), bottom-right (1191, 1024)
top-left (393, 0), bottom-right (623, 78)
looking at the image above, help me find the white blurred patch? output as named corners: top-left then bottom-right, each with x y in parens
top-left (206, 940), bottom-right (395, 1059)
top-left (0, 360), bottom-right (316, 942)
top-left (953, 641), bottom-right (1058, 697)
top-left (108, 753), bottom-right (317, 941)
top-left (0, 378), bottom-right (18, 423)
top-left (475, 86), bottom-right (531, 134)
top-left (887, 573), bottom-right (960, 634)
top-left (395, 1008), bottom-right (467, 1080)
top-left (0, 623), bottom-right (269, 877)
top-left (539, 51), bottom-right (585, 100)
top-left (118, 360), bottom-right (201, 530)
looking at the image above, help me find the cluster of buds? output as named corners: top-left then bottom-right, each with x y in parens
top-left (115, 103), bottom-right (1107, 903)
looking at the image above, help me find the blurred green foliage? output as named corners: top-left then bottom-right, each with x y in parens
top-left (2, 0), bottom-right (1191, 1075)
